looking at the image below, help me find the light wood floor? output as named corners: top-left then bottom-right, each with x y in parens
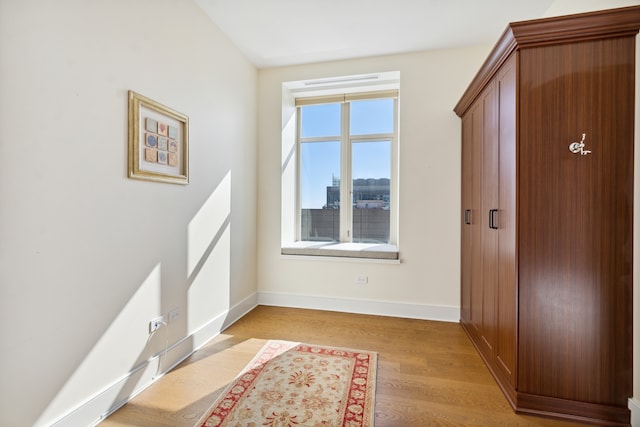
top-left (100, 305), bottom-right (590, 426)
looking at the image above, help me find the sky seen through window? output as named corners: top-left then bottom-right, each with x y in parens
top-left (300, 99), bottom-right (393, 209)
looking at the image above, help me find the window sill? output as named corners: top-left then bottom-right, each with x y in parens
top-left (281, 242), bottom-right (399, 261)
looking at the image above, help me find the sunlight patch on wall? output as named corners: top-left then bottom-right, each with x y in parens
top-left (187, 171), bottom-right (232, 333)
top-left (35, 264), bottom-right (163, 427)
top-left (188, 171), bottom-right (231, 277)
top-left (187, 226), bottom-right (231, 333)
top-left (281, 89), bottom-right (297, 245)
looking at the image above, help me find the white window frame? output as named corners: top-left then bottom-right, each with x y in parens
top-left (296, 92), bottom-right (398, 244)
top-left (281, 73), bottom-right (400, 261)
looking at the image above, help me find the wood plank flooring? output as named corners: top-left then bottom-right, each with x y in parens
top-left (100, 305), bottom-right (590, 426)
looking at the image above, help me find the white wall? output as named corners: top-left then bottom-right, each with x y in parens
top-left (543, 0), bottom-right (639, 17)
top-left (0, 1), bottom-right (257, 426)
top-left (257, 46), bottom-right (491, 320)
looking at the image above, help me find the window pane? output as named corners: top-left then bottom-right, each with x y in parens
top-left (352, 140), bottom-right (391, 243)
top-left (300, 141), bottom-right (340, 241)
top-left (350, 98), bottom-right (394, 135)
top-left (300, 103), bottom-right (341, 138)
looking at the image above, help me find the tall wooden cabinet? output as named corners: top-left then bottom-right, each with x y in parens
top-left (455, 7), bottom-right (640, 426)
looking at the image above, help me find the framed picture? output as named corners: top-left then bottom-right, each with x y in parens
top-left (128, 90), bottom-right (189, 184)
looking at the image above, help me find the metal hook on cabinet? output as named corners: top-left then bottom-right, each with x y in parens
top-left (568, 133), bottom-right (591, 156)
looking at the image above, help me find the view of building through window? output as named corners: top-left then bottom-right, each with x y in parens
top-left (298, 96), bottom-right (395, 243)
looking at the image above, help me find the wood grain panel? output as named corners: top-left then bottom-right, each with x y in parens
top-left (496, 54), bottom-right (517, 387)
top-left (517, 36), bottom-right (634, 406)
top-left (470, 101), bottom-right (484, 335)
top-left (460, 114), bottom-right (473, 324)
top-left (481, 81), bottom-right (499, 355)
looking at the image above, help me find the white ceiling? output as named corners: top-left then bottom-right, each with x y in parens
top-left (194, 0), bottom-right (555, 68)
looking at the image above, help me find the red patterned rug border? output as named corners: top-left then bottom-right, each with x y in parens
top-left (195, 340), bottom-right (378, 427)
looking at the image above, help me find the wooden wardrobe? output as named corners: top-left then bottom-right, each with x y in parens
top-left (454, 7), bottom-right (639, 426)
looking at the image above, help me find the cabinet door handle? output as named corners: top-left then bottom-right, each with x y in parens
top-left (464, 209), bottom-right (471, 225)
top-left (489, 209), bottom-right (499, 229)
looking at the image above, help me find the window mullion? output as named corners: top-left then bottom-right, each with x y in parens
top-left (299, 135), bottom-right (341, 143)
top-left (340, 102), bottom-right (351, 242)
top-left (349, 133), bottom-right (394, 142)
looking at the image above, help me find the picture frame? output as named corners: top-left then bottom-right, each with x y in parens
top-left (128, 90), bottom-right (189, 184)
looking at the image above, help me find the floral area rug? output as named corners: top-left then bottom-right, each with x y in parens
top-left (195, 340), bottom-right (377, 427)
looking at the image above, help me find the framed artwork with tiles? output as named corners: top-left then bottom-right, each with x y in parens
top-left (128, 90), bottom-right (189, 184)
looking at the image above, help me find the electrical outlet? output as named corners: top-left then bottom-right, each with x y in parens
top-left (149, 316), bottom-right (164, 334)
top-left (168, 308), bottom-right (180, 323)
top-left (355, 275), bottom-right (368, 284)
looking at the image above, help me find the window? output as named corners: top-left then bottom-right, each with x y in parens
top-left (291, 90), bottom-right (399, 257)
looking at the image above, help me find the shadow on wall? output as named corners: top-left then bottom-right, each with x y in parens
top-left (34, 171), bottom-right (235, 427)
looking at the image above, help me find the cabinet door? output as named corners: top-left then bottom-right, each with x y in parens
top-left (469, 101), bottom-right (484, 335)
top-left (495, 55), bottom-right (517, 386)
top-left (518, 37), bottom-right (633, 406)
top-left (480, 82), bottom-right (498, 354)
top-left (460, 114), bottom-right (473, 324)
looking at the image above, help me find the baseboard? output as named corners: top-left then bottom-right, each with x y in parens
top-left (49, 292), bottom-right (258, 427)
top-left (258, 291), bottom-right (459, 322)
top-left (630, 397), bottom-right (640, 427)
